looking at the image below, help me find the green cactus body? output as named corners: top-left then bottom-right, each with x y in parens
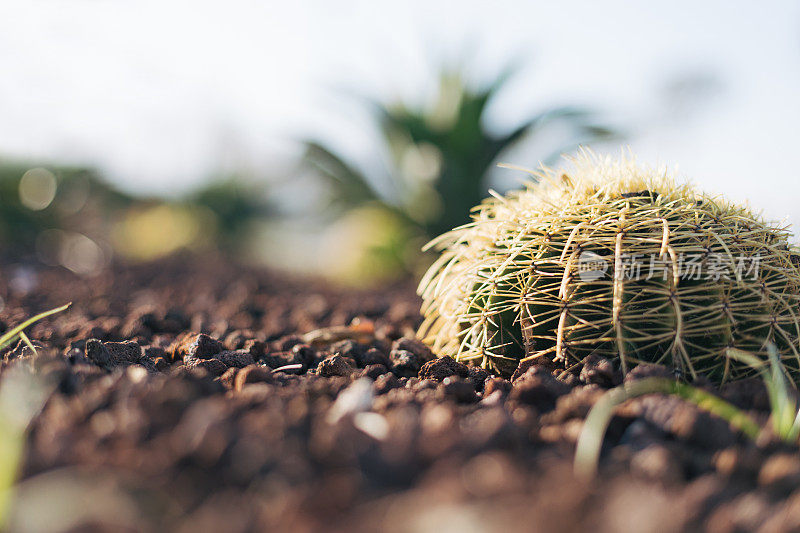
top-left (418, 153), bottom-right (800, 383)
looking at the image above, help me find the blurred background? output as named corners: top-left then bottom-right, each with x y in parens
top-left (0, 0), bottom-right (798, 285)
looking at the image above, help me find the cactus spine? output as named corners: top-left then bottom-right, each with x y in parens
top-left (418, 153), bottom-right (800, 383)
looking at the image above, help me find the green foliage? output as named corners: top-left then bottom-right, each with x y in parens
top-left (0, 163), bottom-right (54, 247)
top-left (185, 177), bottom-right (271, 250)
top-left (0, 368), bottom-right (53, 528)
top-left (0, 162), bottom-right (129, 251)
top-left (303, 69), bottom-right (618, 258)
top-left (728, 345), bottom-right (800, 442)
top-left (574, 344), bottom-right (800, 480)
top-left (0, 159), bottom-right (274, 261)
top-left (573, 377), bottom-right (759, 479)
top-left (0, 303), bottom-right (71, 351)
top-left (0, 303), bottom-right (70, 526)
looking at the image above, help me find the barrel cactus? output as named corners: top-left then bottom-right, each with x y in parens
top-left (418, 153), bottom-right (800, 383)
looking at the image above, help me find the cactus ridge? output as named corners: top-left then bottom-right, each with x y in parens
top-left (418, 151), bottom-right (800, 383)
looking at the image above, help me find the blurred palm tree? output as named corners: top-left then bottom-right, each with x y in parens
top-left (303, 69), bottom-right (619, 279)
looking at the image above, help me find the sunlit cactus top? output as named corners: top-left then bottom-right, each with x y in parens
top-left (417, 152), bottom-right (800, 383)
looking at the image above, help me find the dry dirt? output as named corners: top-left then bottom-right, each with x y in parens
top-left (1, 254), bottom-right (799, 532)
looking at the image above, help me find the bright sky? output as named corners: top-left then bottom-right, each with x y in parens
top-left (0, 0), bottom-right (798, 225)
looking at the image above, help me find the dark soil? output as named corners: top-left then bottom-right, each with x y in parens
top-left (1, 254), bottom-right (799, 532)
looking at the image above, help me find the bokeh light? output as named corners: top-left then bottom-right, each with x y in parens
top-left (59, 232), bottom-right (106, 276)
top-left (111, 204), bottom-right (214, 261)
top-left (55, 176), bottom-right (90, 216)
top-left (35, 228), bottom-right (108, 276)
top-left (18, 168), bottom-right (57, 211)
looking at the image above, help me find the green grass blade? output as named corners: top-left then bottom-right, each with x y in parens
top-left (766, 344), bottom-right (796, 436)
top-left (789, 408), bottom-right (800, 443)
top-left (727, 344), bottom-right (800, 442)
top-left (574, 378), bottom-right (760, 479)
top-left (0, 366), bottom-right (55, 527)
top-left (0, 303), bottom-right (71, 352)
top-left (725, 348), bottom-right (766, 374)
top-left (17, 332), bottom-right (36, 358)
top-left (0, 304), bottom-right (70, 527)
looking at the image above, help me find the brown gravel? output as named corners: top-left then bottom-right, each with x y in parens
top-left (0, 253), bottom-right (798, 532)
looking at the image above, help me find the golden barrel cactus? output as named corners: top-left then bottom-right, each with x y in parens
top-left (418, 153), bottom-right (800, 383)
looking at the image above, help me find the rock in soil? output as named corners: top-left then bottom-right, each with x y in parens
top-left (418, 355), bottom-right (469, 382)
